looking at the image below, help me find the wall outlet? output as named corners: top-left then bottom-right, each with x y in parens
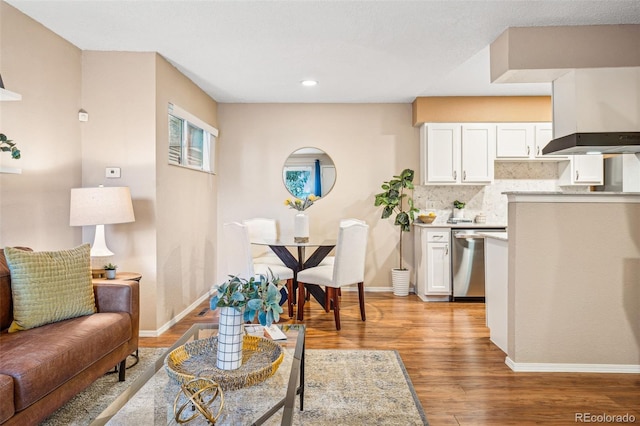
top-left (105, 167), bottom-right (121, 178)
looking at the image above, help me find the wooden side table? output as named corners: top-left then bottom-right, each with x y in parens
top-left (92, 272), bottom-right (142, 283)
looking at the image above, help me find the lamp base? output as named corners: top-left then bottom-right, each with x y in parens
top-left (92, 269), bottom-right (107, 279)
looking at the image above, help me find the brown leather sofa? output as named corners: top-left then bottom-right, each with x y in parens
top-left (0, 248), bottom-right (140, 425)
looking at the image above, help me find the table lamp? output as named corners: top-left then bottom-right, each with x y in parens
top-left (69, 185), bottom-right (135, 266)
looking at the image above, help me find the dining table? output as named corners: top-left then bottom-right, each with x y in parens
top-left (251, 237), bottom-right (336, 320)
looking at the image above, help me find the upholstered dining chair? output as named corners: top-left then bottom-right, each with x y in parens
top-left (296, 219), bottom-right (369, 330)
top-left (242, 218), bottom-right (286, 266)
top-left (223, 222), bottom-right (296, 317)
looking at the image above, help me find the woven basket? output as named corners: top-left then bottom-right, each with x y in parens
top-left (418, 215), bottom-right (436, 224)
top-left (164, 335), bottom-right (284, 391)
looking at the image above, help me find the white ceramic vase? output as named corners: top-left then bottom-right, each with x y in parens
top-left (294, 212), bottom-right (309, 243)
top-left (216, 306), bottom-right (244, 370)
top-left (391, 268), bottom-right (410, 297)
top-left (453, 208), bottom-right (464, 219)
top-left (106, 269), bottom-right (117, 280)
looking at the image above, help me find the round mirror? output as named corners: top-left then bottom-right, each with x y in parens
top-left (282, 147), bottom-right (336, 199)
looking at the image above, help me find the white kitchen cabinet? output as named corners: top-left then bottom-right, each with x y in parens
top-left (496, 122), bottom-right (567, 160)
top-left (559, 154), bottom-right (604, 185)
top-left (420, 123), bottom-right (494, 185)
top-left (414, 227), bottom-right (451, 301)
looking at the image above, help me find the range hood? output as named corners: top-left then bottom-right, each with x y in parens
top-left (542, 132), bottom-right (640, 155)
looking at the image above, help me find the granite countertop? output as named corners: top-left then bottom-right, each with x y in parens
top-left (413, 222), bottom-right (506, 229)
top-left (477, 231), bottom-right (509, 241)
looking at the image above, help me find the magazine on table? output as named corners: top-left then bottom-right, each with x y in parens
top-left (244, 324), bottom-right (287, 341)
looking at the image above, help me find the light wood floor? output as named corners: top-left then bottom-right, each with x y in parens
top-left (140, 292), bottom-right (640, 426)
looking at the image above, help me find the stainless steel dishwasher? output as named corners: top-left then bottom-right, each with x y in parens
top-left (451, 229), bottom-right (504, 301)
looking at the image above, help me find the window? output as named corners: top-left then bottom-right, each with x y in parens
top-left (284, 165), bottom-right (314, 198)
top-left (168, 103), bottom-right (218, 174)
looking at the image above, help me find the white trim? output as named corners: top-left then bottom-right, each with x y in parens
top-left (0, 167), bottom-right (22, 174)
top-left (505, 192), bottom-right (640, 204)
top-left (0, 88), bottom-right (21, 101)
top-left (138, 291), bottom-right (211, 337)
top-left (505, 357), bottom-right (640, 373)
top-left (168, 103), bottom-right (218, 137)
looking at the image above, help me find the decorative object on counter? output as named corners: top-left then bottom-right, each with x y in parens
top-left (103, 263), bottom-right (117, 279)
top-left (453, 200), bottom-right (466, 219)
top-left (0, 133), bottom-right (20, 159)
top-left (173, 377), bottom-right (224, 424)
top-left (418, 212), bottom-right (437, 224)
top-left (374, 168), bottom-right (419, 296)
top-left (285, 195), bottom-right (317, 242)
top-left (475, 213), bottom-right (487, 224)
top-left (209, 272), bottom-right (283, 370)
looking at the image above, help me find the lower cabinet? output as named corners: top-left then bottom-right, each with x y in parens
top-left (414, 227), bottom-right (451, 301)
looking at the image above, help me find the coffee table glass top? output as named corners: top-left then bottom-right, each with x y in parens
top-left (93, 323), bottom-right (305, 426)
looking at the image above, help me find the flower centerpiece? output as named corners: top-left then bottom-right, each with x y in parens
top-left (284, 194), bottom-right (318, 242)
top-left (209, 271), bottom-right (284, 370)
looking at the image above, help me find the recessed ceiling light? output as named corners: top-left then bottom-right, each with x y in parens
top-left (301, 80), bottom-right (318, 87)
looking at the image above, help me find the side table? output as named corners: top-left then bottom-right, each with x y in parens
top-left (92, 272), bottom-right (142, 375)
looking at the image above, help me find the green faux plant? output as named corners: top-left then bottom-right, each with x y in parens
top-left (0, 133), bottom-right (20, 159)
top-left (453, 200), bottom-right (466, 209)
top-left (210, 271), bottom-right (283, 327)
top-left (103, 263), bottom-right (117, 270)
top-left (374, 168), bottom-right (419, 270)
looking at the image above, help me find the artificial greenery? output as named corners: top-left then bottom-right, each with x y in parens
top-left (453, 200), bottom-right (466, 209)
top-left (210, 271), bottom-right (284, 327)
top-left (0, 134), bottom-right (20, 159)
top-left (374, 168), bottom-right (419, 270)
top-left (284, 194), bottom-right (318, 211)
top-left (103, 263), bottom-right (117, 270)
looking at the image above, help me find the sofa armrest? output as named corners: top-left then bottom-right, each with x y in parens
top-left (93, 280), bottom-right (140, 352)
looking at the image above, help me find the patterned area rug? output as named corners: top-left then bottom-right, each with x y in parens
top-left (43, 348), bottom-right (428, 425)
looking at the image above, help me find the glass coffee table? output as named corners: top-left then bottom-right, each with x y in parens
top-left (92, 324), bottom-right (305, 426)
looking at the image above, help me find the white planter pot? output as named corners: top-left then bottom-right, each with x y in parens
top-left (106, 269), bottom-right (117, 280)
top-left (216, 306), bottom-right (244, 370)
top-left (294, 213), bottom-right (309, 243)
top-left (453, 208), bottom-right (465, 219)
top-left (391, 268), bottom-right (410, 297)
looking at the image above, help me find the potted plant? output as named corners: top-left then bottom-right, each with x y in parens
top-left (374, 169), bottom-right (419, 296)
top-left (453, 200), bottom-right (466, 219)
top-left (209, 270), bottom-right (284, 370)
top-left (284, 194), bottom-right (318, 242)
top-left (0, 133), bottom-right (20, 159)
top-left (103, 263), bottom-right (117, 280)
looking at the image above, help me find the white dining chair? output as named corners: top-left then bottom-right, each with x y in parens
top-left (315, 218), bottom-right (366, 267)
top-left (242, 218), bottom-right (286, 266)
top-left (222, 222), bottom-right (296, 317)
top-left (296, 219), bottom-right (369, 330)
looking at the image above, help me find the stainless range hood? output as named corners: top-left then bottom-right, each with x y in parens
top-left (542, 132), bottom-right (640, 155)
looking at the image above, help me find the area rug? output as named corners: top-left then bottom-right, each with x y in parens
top-left (43, 348), bottom-right (428, 425)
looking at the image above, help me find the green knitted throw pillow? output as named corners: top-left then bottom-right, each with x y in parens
top-left (4, 244), bottom-right (96, 332)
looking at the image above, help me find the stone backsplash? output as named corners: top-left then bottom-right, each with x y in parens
top-left (413, 161), bottom-right (589, 225)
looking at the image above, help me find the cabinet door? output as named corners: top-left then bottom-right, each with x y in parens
top-left (426, 242), bottom-right (451, 295)
top-left (425, 124), bottom-right (459, 183)
top-left (496, 124), bottom-right (533, 158)
top-left (572, 155), bottom-right (604, 184)
top-left (534, 123), bottom-right (566, 159)
top-left (461, 124), bottom-right (495, 183)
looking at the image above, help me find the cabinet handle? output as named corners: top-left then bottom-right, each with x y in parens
top-left (576, 170), bottom-right (579, 181)
top-left (463, 170), bottom-right (466, 180)
top-left (537, 146), bottom-right (541, 156)
top-left (433, 235), bottom-right (443, 239)
top-left (527, 146), bottom-right (530, 155)
top-left (445, 244), bottom-right (449, 256)
top-left (453, 170), bottom-right (457, 180)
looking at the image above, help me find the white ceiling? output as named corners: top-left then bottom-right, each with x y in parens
top-left (7, 0), bottom-right (640, 103)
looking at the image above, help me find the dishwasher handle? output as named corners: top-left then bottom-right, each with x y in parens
top-left (453, 232), bottom-right (486, 240)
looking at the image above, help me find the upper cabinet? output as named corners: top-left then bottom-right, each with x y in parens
top-left (559, 154), bottom-right (604, 186)
top-left (420, 123), bottom-right (494, 185)
top-left (496, 123), bottom-right (567, 160)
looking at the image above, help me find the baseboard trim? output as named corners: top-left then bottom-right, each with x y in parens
top-left (505, 357), bottom-right (640, 373)
top-left (139, 291), bottom-right (211, 337)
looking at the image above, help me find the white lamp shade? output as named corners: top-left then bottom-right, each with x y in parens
top-left (70, 186), bottom-right (135, 226)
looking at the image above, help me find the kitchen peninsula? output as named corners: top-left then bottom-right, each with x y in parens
top-left (503, 192), bottom-right (640, 373)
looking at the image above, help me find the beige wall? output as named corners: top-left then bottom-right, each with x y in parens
top-left (508, 195), bottom-right (640, 365)
top-left (155, 55), bottom-right (218, 333)
top-left (0, 2), bottom-right (82, 249)
top-left (217, 103), bottom-right (419, 288)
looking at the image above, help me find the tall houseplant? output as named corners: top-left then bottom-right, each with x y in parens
top-left (374, 169), bottom-right (419, 295)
